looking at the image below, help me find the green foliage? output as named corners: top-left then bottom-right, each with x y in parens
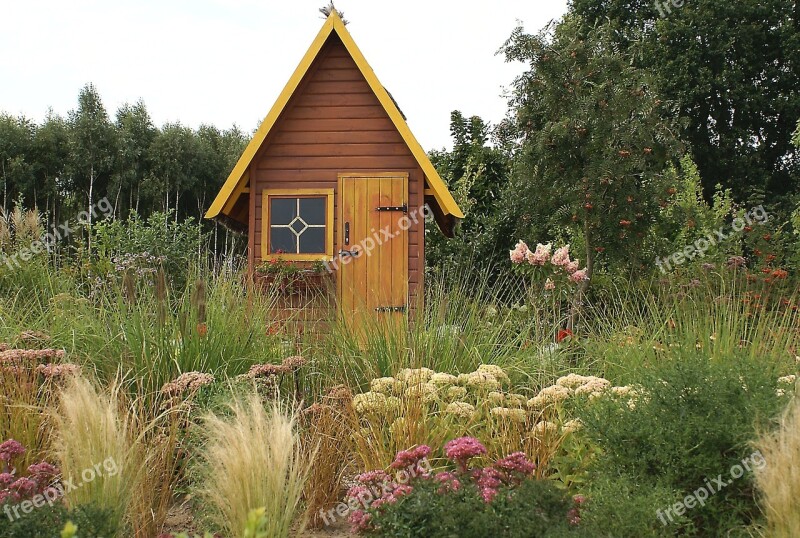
top-left (0, 503), bottom-right (117, 538)
top-left (88, 209), bottom-right (207, 289)
top-left (576, 351), bottom-right (782, 534)
top-left (427, 111), bottom-right (512, 281)
top-left (500, 16), bottom-right (684, 284)
top-left (570, 0), bottom-right (800, 210)
top-left (368, 478), bottom-right (574, 538)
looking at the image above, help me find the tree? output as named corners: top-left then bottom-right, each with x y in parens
top-left (500, 16), bottom-right (683, 288)
top-left (427, 112), bottom-right (511, 279)
top-left (570, 0), bottom-right (800, 209)
top-left (0, 114), bottom-right (35, 212)
top-left (67, 83), bottom-right (116, 252)
top-left (112, 100), bottom-right (156, 217)
top-left (31, 111), bottom-right (69, 226)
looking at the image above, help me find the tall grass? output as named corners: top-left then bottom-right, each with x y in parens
top-left (49, 375), bottom-right (181, 537)
top-left (49, 375), bottom-right (140, 534)
top-left (197, 391), bottom-right (309, 538)
top-left (755, 395), bottom-right (800, 538)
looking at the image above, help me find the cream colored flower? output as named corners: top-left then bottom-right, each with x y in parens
top-left (506, 393), bottom-right (528, 408)
top-left (531, 420), bottom-right (559, 438)
top-left (574, 377), bottom-right (611, 396)
top-left (777, 388), bottom-right (787, 397)
top-left (407, 382), bottom-right (438, 403)
top-left (556, 373), bottom-right (593, 389)
top-left (490, 407), bottom-right (527, 423)
top-left (457, 373), bottom-right (471, 386)
top-left (562, 419), bottom-right (583, 434)
top-left (778, 375), bottom-right (797, 385)
top-left (465, 371), bottom-right (501, 391)
top-left (397, 367), bottom-right (434, 385)
top-left (488, 391), bottom-right (505, 405)
top-left (536, 384), bottom-right (572, 403)
top-left (476, 364), bottom-right (510, 383)
top-left (353, 392), bottom-right (387, 415)
top-left (370, 376), bottom-right (399, 394)
top-left (445, 386), bottom-right (468, 401)
top-left (445, 401), bottom-right (476, 419)
top-left (610, 385), bottom-right (636, 397)
top-left (430, 372), bottom-right (458, 386)
top-left (386, 396), bottom-right (402, 414)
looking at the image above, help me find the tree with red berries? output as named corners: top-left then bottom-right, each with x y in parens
top-left (500, 16), bottom-right (683, 289)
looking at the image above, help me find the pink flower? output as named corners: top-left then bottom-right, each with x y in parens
top-left (0, 472), bottom-right (14, 487)
top-left (526, 243), bottom-right (552, 266)
top-left (494, 452), bottom-right (536, 478)
top-left (564, 259), bottom-right (580, 274)
top-left (569, 269), bottom-right (589, 282)
top-left (551, 245), bottom-right (571, 267)
top-left (473, 467), bottom-right (504, 503)
top-left (390, 445), bottom-right (431, 472)
top-left (434, 471), bottom-right (462, 493)
top-left (544, 278), bottom-right (555, 291)
top-left (509, 241), bottom-right (529, 264)
top-left (348, 509), bottom-right (373, 532)
top-left (355, 469), bottom-right (391, 486)
top-left (27, 462), bottom-right (60, 483)
top-left (0, 440), bottom-right (25, 462)
top-left (9, 477), bottom-right (37, 498)
top-left (444, 437), bottom-right (487, 470)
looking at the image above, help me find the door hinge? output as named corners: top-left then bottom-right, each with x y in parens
top-left (375, 305), bottom-right (407, 313)
top-left (375, 204), bottom-right (407, 213)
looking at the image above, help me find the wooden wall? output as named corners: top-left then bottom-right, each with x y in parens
top-left (250, 34), bottom-right (425, 303)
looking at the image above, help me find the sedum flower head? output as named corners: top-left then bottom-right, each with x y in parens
top-left (476, 364), bottom-right (510, 383)
top-left (353, 391), bottom-right (388, 415)
top-left (445, 401), bottom-right (476, 420)
top-left (370, 376), bottom-right (399, 394)
top-left (489, 407), bottom-right (527, 423)
top-left (445, 386), bottom-right (468, 401)
top-left (429, 372), bottom-right (458, 386)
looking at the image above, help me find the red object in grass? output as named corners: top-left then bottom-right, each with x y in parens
top-left (557, 329), bottom-right (573, 343)
top-left (196, 323), bottom-right (208, 338)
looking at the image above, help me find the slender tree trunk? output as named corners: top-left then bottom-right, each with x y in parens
top-left (87, 162), bottom-right (94, 255)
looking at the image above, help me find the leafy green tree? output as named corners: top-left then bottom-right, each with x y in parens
top-left (500, 16), bottom-right (683, 287)
top-left (145, 122), bottom-right (202, 219)
top-left (427, 111), bottom-right (511, 279)
top-left (0, 114), bottom-right (36, 211)
top-left (31, 110), bottom-right (69, 225)
top-left (67, 83), bottom-right (116, 251)
top-left (570, 0), bottom-right (800, 208)
top-left (112, 100), bottom-right (156, 217)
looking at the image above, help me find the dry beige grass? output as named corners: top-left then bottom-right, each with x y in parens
top-left (50, 375), bottom-right (141, 532)
top-left (49, 375), bottom-right (180, 538)
top-left (755, 395), bottom-right (800, 538)
top-left (198, 391), bottom-right (309, 538)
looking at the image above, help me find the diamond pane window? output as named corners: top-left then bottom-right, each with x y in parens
top-left (269, 196), bottom-right (327, 254)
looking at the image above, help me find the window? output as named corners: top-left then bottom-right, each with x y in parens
top-left (261, 188), bottom-right (334, 261)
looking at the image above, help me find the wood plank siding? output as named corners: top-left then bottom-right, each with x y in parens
top-left (250, 34), bottom-right (425, 301)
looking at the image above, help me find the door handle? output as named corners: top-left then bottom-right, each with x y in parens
top-left (344, 222), bottom-right (350, 245)
top-left (339, 249), bottom-right (360, 258)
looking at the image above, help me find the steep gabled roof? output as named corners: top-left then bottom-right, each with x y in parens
top-left (204, 10), bottom-right (464, 228)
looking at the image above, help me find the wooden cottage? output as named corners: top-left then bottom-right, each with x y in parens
top-left (205, 11), bottom-right (463, 321)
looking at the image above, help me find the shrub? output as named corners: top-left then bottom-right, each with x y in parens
top-left (345, 439), bottom-right (579, 537)
top-left (575, 351), bottom-right (782, 534)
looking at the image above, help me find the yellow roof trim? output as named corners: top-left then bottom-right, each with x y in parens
top-left (205, 10), bottom-right (463, 221)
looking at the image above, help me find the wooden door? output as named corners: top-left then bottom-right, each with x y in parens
top-left (337, 173), bottom-right (408, 323)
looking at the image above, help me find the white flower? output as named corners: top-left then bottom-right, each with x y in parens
top-left (476, 364), bottom-right (510, 383)
top-left (445, 401), bottom-right (476, 419)
top-left (531, 420), bottom-right (559, 438)
top-left (430, 372), bottom-right (458, 386)
top-left (370, 377), bottom-right (398, 394)
top-left (777, 375), bottom-right (797, 385)
top-left (464, 371), bottom-right (501, 391)
top-left (445, 386), bottom-right (468, 400)
top-left (353, 392), bottom-right (387, 415)
top-left (490, 407), bottom-right (527, 423)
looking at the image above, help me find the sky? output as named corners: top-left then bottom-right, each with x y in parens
top-left (0, 0), bottom-right (569, 151)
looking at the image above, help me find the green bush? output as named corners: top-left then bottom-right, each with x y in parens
top-left (575, 351), bottom-right (781, 535)
top-left (368, 478), bottom-right (575, 538)
top-left (0, 503), bottom-right (117, 538)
